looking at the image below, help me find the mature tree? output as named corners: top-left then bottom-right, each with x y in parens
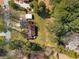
top-left (47, 0), bottom-right (79, 45)
top-left (38, 1), bottom-right (49, 18)
top-left (30, 0), bottom-right (39, 13)
top-left (9, 40), bottom-right (23, 50)
top-left (9, 0), bottom-right (18, 10)
top-left (51, 0), bottom-right (79, 36)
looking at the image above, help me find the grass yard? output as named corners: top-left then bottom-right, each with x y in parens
top-left (32, 13), bottom-right (56, 47)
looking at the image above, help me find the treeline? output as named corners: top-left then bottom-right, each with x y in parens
top-left (48, 0), bottom-right (79, 42)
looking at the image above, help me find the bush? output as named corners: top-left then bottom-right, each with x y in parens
top-left (9, 0), bottom-right (19, 9)
top-left (0, 48), bottom-right (7, 56)
top-left (8, 40), bottom-right (43, 55)
top-left (9, 40), bottom-right (24, 50)
top-left (58, 45), bottom-right (65, 53)
top-left (29, 42), bottom-right (43, 51)
top-left (66, 50), bottom-right (77, 58)
top-left (30, 0), bottom-right (39, 13)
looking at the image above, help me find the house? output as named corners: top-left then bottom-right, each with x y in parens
top-left (28, 51), bottom-right (45, 59)
top-left (24, 21), bottom-right (36, 39)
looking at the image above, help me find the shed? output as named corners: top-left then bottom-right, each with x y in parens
top-left (25, 14), bottom-right (32, 20)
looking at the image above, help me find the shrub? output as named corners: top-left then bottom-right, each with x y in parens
top-left (66, 50), bottom-right (77, 58)
top-left (58, 45), bottom-right (65, 53)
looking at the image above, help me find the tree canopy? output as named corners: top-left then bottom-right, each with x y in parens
top-left (48, 0), bottom-right (79, 37)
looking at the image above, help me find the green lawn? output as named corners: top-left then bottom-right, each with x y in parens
top-left (32, 13), bottom-right (55, 47)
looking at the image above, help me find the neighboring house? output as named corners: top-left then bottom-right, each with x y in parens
top-left (64, 32), bottom-right (79, 50)
top-left (14, 0), bottom-right (30, 9)
top-left (28, 51), bottom-right (45, 59)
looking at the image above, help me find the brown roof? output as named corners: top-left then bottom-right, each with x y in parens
top-left (24, 21), bottom-right (36, 39)
top-left (0, 0), bottom-right (3, 5)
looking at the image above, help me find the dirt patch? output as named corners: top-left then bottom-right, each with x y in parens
top-left (59, 53), bottom-right (71, 59)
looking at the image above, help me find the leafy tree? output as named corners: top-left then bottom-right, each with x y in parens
top-left (38, 1), bottom-right (46, 12)
top-left (30, 0), bottom-right (39, 13)
top-left (30, 0), bottom-right (49, 18)
top-left (9, 40), bottom-right (23, 50)
top-left (52, 0), bottom-right (79, 35)
top-left (28, 42), bottom-right (43, 51)
top-left (9, 0), bottom-right (19, 10)
top-left (9, 40), bottom-right (43, 55)
top-left (58, 45), bottom-right (65, 53)
top-left (38, 1), bottom-right (49, 18)
top-left (47, 0), bottom-right (79, 46)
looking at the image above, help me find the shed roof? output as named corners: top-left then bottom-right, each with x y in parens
top-left (25, 14), bottom-right (32, 19)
